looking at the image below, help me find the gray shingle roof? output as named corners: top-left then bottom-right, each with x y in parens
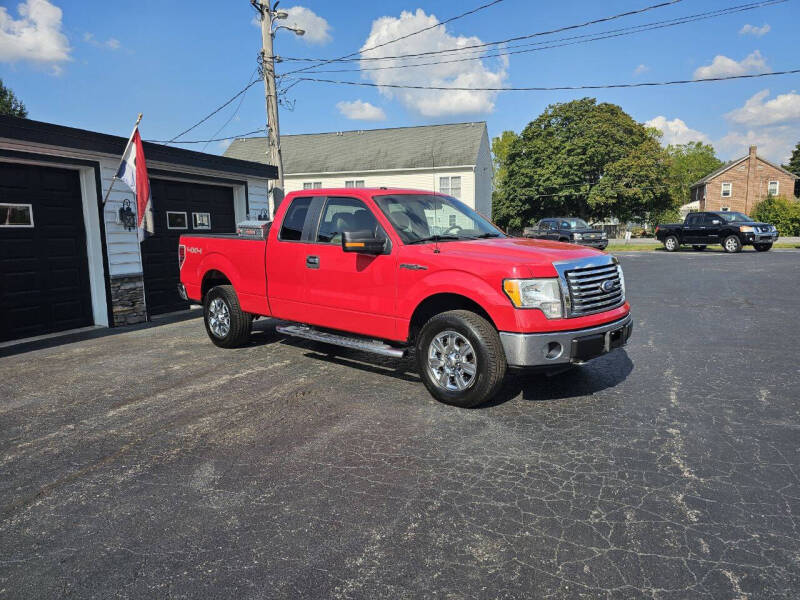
top-left (224, 122), bottom-right (487, 174)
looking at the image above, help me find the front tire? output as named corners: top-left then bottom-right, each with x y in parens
top-left (692, 245), bottom-right (706, 251)
top-left (723, 235), bottom-right (743, 253)
top-left (663, 235), bottom-right (679, 252)
top-left (204, 285), bottom-right (252, 348)
top-left (754, 243), bottom-right (772, 252)
top-left (416, 310), bottom-right (506, 408)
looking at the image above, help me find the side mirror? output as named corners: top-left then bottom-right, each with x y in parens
top-left (342, 229), bottom-right (387, 255)
top-left (712, 220), bottom-right (721, 225)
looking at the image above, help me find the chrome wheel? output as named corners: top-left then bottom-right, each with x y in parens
top-left (665, 237), bottom-right (677, 251)
top-left (208, 298), bottom-right (230, 338)
top-left (427, 330), bottom-right (477, 392)
top-left (725, 237), bottom-right (739, 252)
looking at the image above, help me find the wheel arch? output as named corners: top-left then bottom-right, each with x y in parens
top-left (201, 269), bottom-right (233, 300)
top-left (408, 292), bottom-right (496, 344)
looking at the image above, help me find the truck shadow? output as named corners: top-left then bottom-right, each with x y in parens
top-left (251, 321), bottom-right (634, 407)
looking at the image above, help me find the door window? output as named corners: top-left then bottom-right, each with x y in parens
top-left (279, 197), bottom-right (313, 241)
top-left (703, 214), bottom-right (721, 225)
top-left (317, 196), bottom-right (384, 244)
top-left (0, 203), bottom-right (34, 227)
top-left (685, 214), bottom-right (699, 226)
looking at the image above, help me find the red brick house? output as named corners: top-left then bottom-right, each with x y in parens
top-left (690, 146), bottom-right (798, 214)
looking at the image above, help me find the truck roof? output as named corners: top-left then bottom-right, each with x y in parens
top-left (287, 188), bottom-right (444, 196)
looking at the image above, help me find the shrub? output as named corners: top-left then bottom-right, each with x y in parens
top-left (752, 196), bottom-right (800, 236)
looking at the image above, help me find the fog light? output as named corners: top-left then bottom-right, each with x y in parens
top-left (544, 341), bottom-right (563, 360)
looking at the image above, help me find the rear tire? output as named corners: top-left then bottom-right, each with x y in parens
top-left (692, 245), bottom-right (706, 251)
top-left (754, 243), bottom-right (772, 252)
top-left (416, 310), bottom-right (506, 408)
top-left (663, 235), bottom-right (679, 252)
top-left (723, 235), bottom-right (743, 253)
top-left (204, 285), bottom-right (252, 348)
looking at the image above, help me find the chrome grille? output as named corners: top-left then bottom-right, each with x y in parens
top-left (564, 262), bottom-right (624, 317)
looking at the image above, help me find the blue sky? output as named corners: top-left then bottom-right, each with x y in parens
top-left (2, 0), bottom-right (799, 162)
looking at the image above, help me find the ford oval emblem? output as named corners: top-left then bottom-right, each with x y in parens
top-left (601, 280), bottom-right (615, 292)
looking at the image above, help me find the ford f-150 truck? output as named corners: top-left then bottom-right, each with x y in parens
top-left (179, 189), bottom-right (632, 408)
top-left (655, 211), bottom-right (778, 253)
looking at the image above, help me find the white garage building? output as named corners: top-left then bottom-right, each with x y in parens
top-left (0, 115), bottom-right (275, 343)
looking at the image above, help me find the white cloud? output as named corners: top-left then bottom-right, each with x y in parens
top-left (645, 116), bottom-right (711, 145)
top-left (633, 64), bottom-right (649, 76)
top-left (336, 100), bottom-right (386, 121)
top-left (725, 89), bottom-right (800, 127)
top-left (0, 0), bottom-right (70, 72)
top-left (717, 127), bottom-right (798, 165)
top-left (694, 50), bottom-right (768, 79)
top-left (83, 32), bottom-right (121, 50)
top-left (739, 23), bottom-right (770, 37)
top-left (255, 6), bottom-right (331, 44)
top-left (358, 9), bottom-right (508, 117)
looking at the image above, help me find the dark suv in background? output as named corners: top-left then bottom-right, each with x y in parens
top-left (524, 218), bottom-right (608, 250)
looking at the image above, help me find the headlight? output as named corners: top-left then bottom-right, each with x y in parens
top-left (572, 233), bottom-right (583, 240)
top-left (503, 278), bottom-right (563, 318)
top-left (739, 226), bottom-right (754, 233)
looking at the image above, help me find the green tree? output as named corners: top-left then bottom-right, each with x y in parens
top-left (783, 141), bottom-right (800, 177)
top-left (494, 98), bottom-right (671, 229)
top-left (491, 130), bottom-right (518, 188)
top-left (753, 195), bottom-right (800, 236)
top-left (0, 79), bottom-right (27, 118)
top-left (665, 141), bottom-right (723, 207)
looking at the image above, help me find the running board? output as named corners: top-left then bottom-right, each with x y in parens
top-left (276, 324), bottom-right (407, 358)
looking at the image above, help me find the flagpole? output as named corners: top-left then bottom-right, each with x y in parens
top-left (102, 113), bottom-right (143, 205)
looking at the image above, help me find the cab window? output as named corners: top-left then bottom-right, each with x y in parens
top-left (317, 196), bottom-right (386, 245)
top-left (279, 197), bottom-right (312, 241)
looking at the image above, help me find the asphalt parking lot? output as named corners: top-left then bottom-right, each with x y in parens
top-left (2, 251), bottom-right (799, 599)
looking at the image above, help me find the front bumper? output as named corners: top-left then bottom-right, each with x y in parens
top-left (743, 232), bottom-right (778, 244)
top-left (500, 314), bottom-right (633, 367)
top-left (576, 239), bottom-right (608, 249)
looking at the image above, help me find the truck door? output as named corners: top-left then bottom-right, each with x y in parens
top-left (683, 214), bottom-right (703, 244)
top-left (264, 195), bottom-right (323, 324)
top-left (303, 196), bottom-right (397, 340)
top-left (702, 213), bottom-right (722, 245)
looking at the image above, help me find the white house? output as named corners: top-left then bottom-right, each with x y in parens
top-left (225, 122), bottom-right (493, 218)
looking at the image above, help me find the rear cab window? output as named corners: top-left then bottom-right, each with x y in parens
top-left (279, 197), bottom-right (314, 241)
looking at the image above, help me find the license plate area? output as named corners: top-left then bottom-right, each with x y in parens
top-left (571, 322), bottom-right (631, 361)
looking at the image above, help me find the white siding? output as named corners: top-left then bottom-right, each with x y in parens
top-left (0, 137), bottom-right (271, 279)
top-left (284, 167), bottom-right (478, 209)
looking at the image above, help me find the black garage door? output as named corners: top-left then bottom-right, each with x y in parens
top-left (0, 163), bottom-right (93, 342)
top-left (142, 179), bottom-right (236, 316)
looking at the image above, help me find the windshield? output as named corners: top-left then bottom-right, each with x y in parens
top-left (561, 218), bottom-right (589, 229)
top-left (373, 194), bottom-right (505, 244)
top-left (718, 212), bottom-right (752, 223)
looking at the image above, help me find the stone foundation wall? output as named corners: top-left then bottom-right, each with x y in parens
top-left (110, 274), bottom-right (147, 326)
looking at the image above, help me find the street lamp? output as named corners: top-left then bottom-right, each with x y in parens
top-left (273, 25), bottom-right (304, 36)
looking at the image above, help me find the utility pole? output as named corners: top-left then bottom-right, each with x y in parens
top-left (255, 0), bottom-right (304, 215)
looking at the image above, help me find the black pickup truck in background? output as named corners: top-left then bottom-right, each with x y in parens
top-left (523, 217), bottom-right (608, 250)
top-left (655, 211), bottom-right (778, 253)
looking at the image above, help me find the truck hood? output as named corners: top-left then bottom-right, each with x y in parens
top-left (429, 237), bottom-right (603, 264)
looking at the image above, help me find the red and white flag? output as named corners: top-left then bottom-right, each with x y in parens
top-left (116, 128), bottom-right (154, 242)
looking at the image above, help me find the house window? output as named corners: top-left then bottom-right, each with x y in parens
top-left (166, 211), bottom-right (188, 229)
top-left (0, 203), bottom-right (34, 227)
top-left (721, 182), bottom-right (732, 197)
top-left (345, 180), bottom-right (365, 188)
top-left (721, 206), bottom-right (730, 211)
top-left (439, 176), bottom-right (462, 199)
top-left (449, 214), bottom-right (457, 227)
top-left (768, 180), bottom-right (779, 196)
top-left (303, 182), bottom-right (322, 190)
top-left (192, 212), bottom-right (211, 230)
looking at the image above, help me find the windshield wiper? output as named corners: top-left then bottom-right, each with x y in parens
top-left (406, 235), bottom-right (461, 245)
top-left (474, 232), bottom-right (502, 239)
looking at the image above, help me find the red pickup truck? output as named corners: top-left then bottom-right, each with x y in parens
top-left (179, 188), bottom-right (631, 407)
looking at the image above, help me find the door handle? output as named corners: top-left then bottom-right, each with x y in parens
top-left (306, 255), bottom-right (319, 269)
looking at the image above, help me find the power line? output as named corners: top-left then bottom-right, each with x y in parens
top-left (278, 0), bottom-right (509, 77)
top-left (280, 0), bottom-right (685, 72)
top-left (165, 76), bottom-right (260, 143)
top-left (291, 68), bottom-right (800, 92)
top-left (201, 67), bottom-right (258, 152)
top-left (292, 1), bottom-right (786, 75)
top-left (147, 129), bottom-right (265, 145)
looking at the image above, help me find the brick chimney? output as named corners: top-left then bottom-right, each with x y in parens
top-left (745, 145), bottom-right (758, 212)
